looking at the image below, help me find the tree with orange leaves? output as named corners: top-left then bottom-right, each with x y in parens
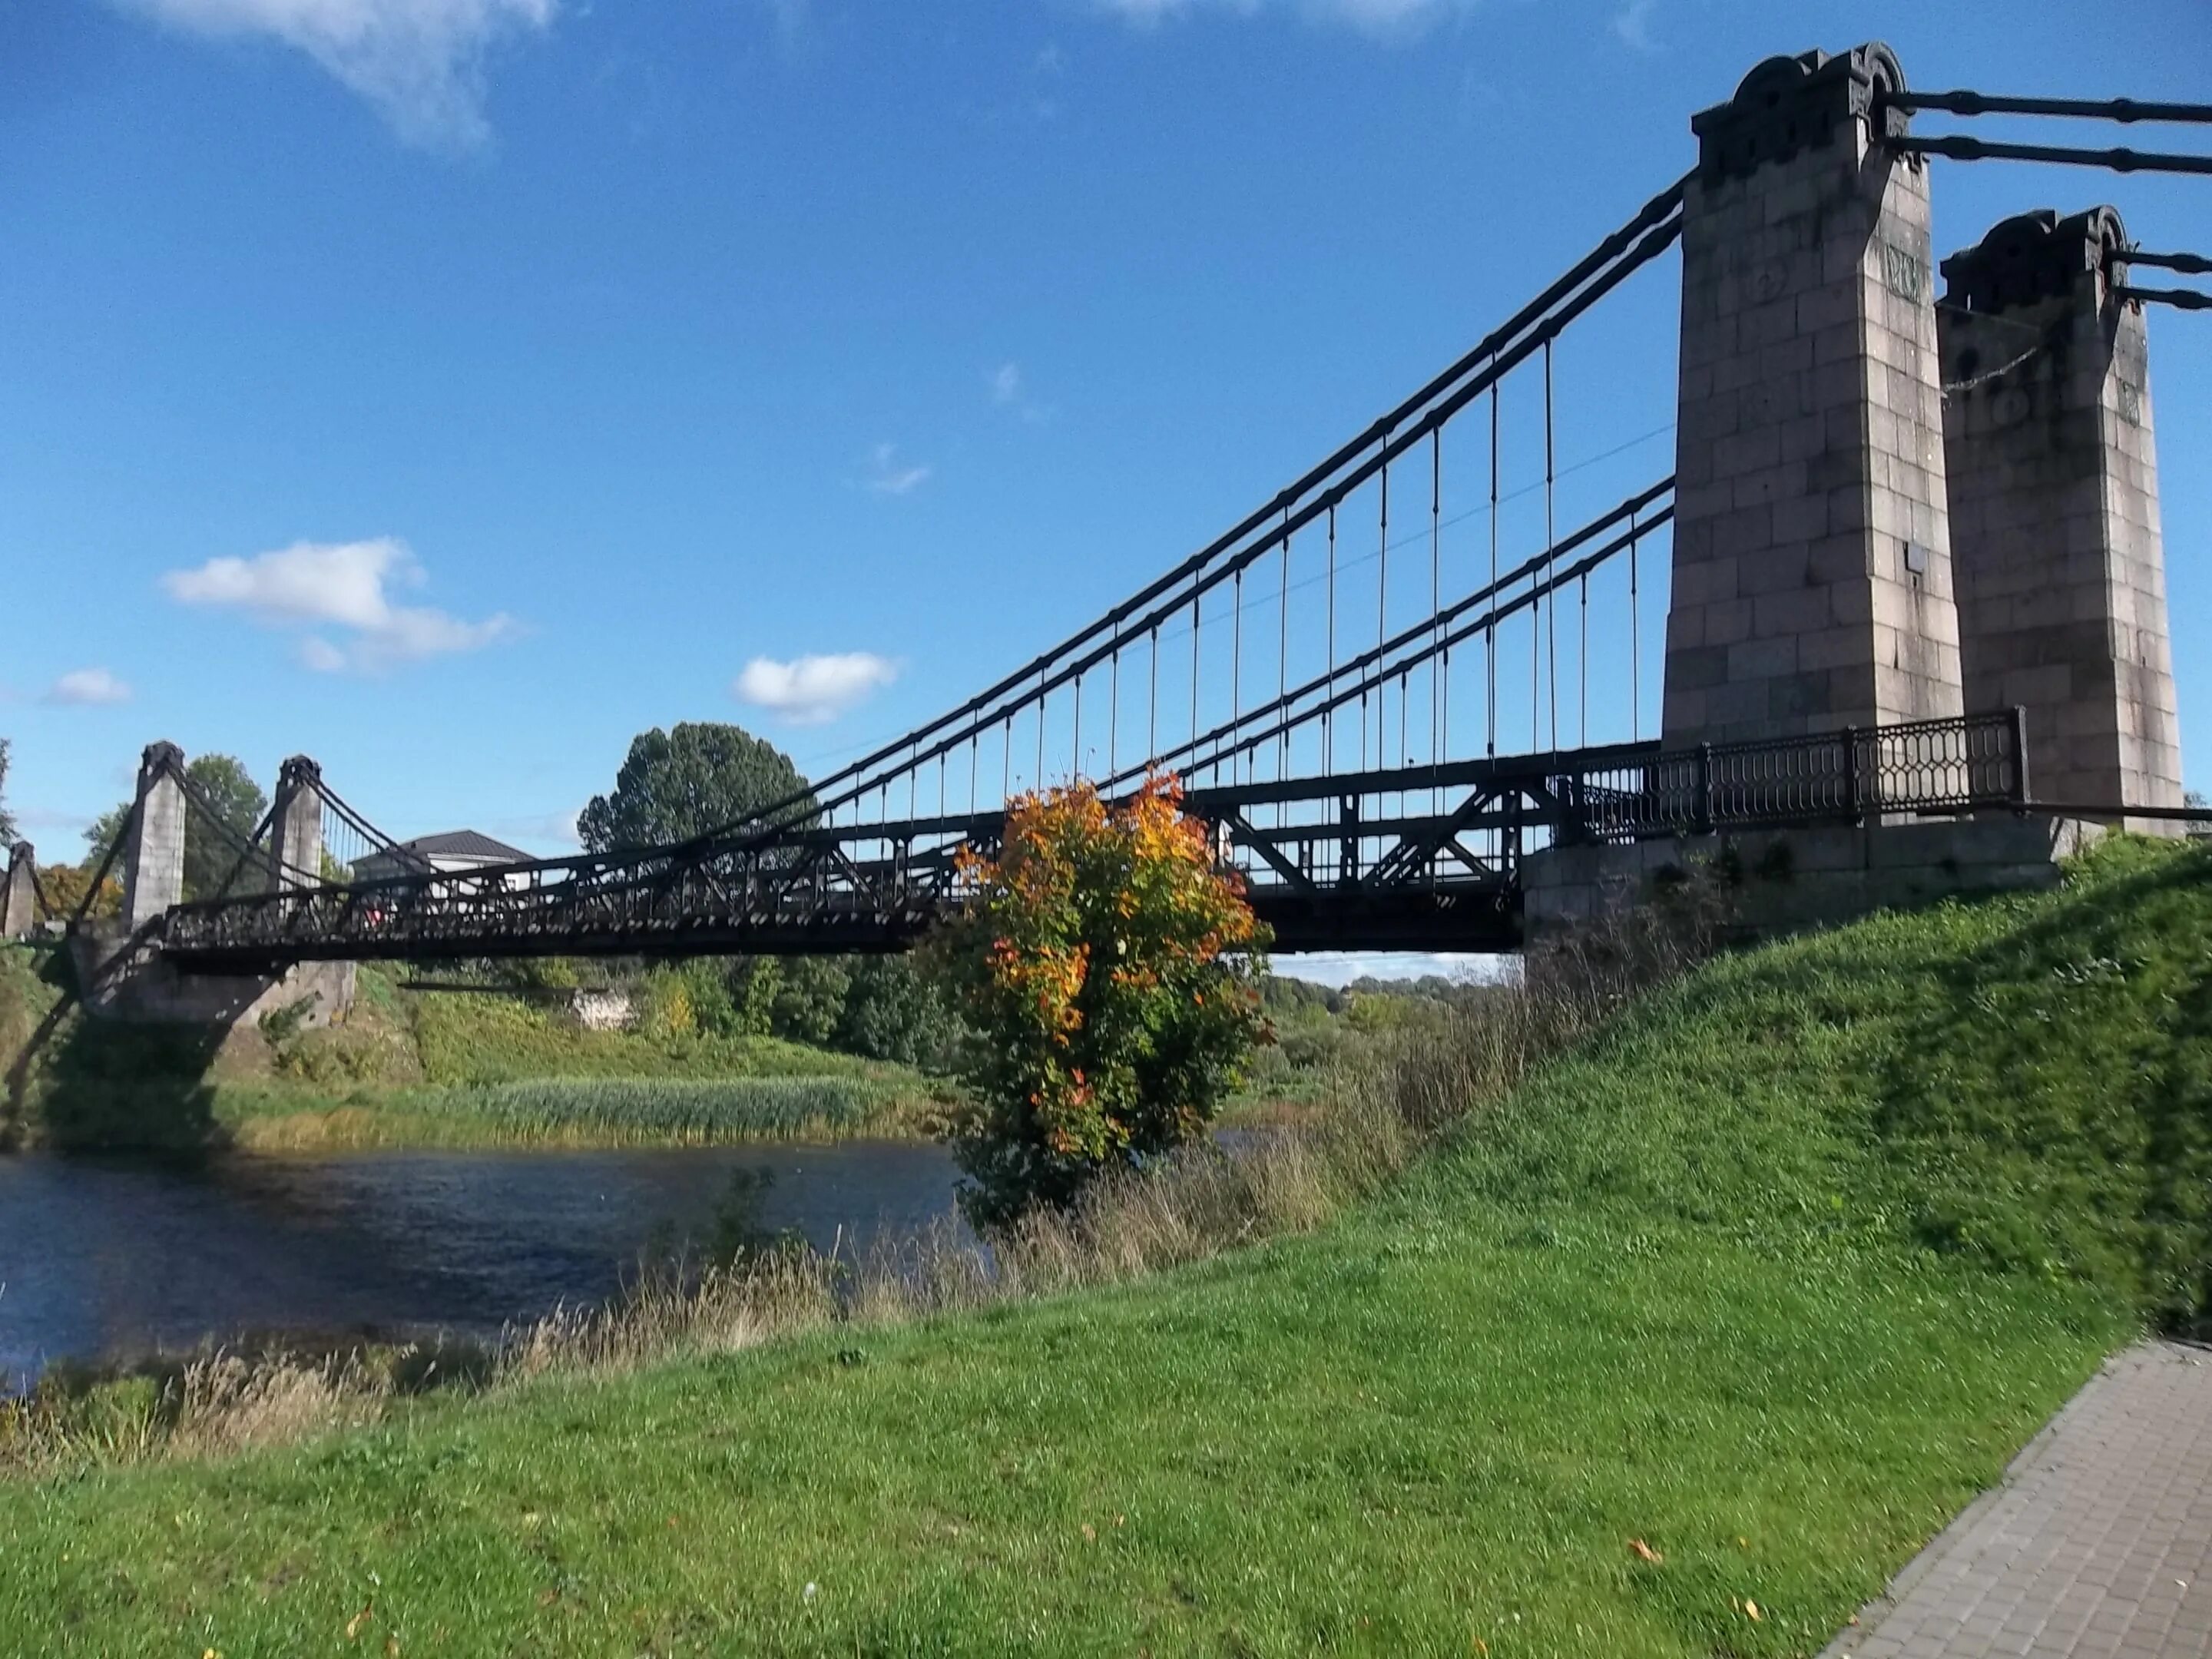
top-left (926, 774), bottom-right (1271, 1227)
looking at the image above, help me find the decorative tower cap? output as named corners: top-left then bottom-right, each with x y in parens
top-left (1690, 42), bottom-right (1908, 180)
top-left (1939, 207), bottom-right (2128, 314)
top-left (278, 754), bottom-right (325, 789)
top-left (138, 740), bottom-right (185, 780)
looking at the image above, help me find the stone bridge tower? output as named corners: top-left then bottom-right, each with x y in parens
top-left (1937, 208), bottom-right (2183, 830)
top-left (1664, 43), bottom-right (1964, 744)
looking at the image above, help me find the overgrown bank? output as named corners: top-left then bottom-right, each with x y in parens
top-left (2, 839), bottom-right (2204, 1654)
top-left (0, 954), bottom-right (950, 1152)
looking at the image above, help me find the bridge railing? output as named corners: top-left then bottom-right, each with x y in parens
top-left (1565, 710), bottom-right (2028, 840)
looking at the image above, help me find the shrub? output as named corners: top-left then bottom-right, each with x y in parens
top-left (925, 776), bottom-right (1270, 1227)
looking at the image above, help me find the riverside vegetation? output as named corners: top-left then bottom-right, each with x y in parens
top-left (3, 837), bottom-right (2207, 1653)
top-left (0, 953), bottom-right (957, 1152)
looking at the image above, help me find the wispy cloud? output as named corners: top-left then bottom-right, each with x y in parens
top-left (734, 652), bottom-right (898, 726)
top-left (44, 667), bottom-right (133, 707)
top-left (757, 0), bottom-right (806, 40)
top-left (163, 536), bottom-right (517, 673)
top-left (1093, 0), bottom-right (1468, 36)
top-left (989, 361), bottom-right (1053, 423)
top-left (1610, 0), bottom-right (1657, 51)
top-left (492, 807), bottom-right (581, 849)
top-left (864, 442), bottom-right (933, 497)
top-left (115, 0), bottom-right (557, 148)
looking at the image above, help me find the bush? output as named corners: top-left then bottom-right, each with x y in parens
top-left (926, 777), bottom-right (1270, 1227)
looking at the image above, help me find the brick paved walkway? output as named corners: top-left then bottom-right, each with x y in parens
top-left (1826, 1343), bottom-right (2212, 1658)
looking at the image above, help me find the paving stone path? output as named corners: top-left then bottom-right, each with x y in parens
top-left (1826, 1342), bottom-right (2212, 1658)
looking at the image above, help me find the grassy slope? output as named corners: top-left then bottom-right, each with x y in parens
top-left (5, 842), bottom-right (2207, 1655)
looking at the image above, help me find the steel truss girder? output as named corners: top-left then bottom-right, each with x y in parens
top-left (154, 714), bottom-right (2025, 972)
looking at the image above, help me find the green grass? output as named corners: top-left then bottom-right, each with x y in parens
top-left (4, 839), bottom-right (2207, 1654)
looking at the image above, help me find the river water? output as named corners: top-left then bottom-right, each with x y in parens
top-left (0, 1141), bottom-right (962, 1392)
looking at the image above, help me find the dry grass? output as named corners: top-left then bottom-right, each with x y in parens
top-left (1, 875), bottom-right (1727, 1477)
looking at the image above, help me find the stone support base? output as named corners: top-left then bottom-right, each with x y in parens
top-left (1523, 816), bottom-right (2103, 946)
top-left (67, 928), bottom-right (356, 1029)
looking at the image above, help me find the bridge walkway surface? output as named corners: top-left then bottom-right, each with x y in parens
top-left (1826, 1342), bottom-right (2212, 1658)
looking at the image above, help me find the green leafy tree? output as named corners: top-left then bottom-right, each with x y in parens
top-left (177, 755), bottom-right (267, 900)
top-left (837, 955), bottom-right (961, 1070)
top-left (581, 724), bottom-right (840, 1045)
top-left (83, 803), bottom-right (131, 859)
top-left (769, 956), bottom-right (852, 1046)
top-left (925, 776), bottom-right (1271, 1227)
top-left (84, 755), bottom-right (268, 902)
top-left (0, 737), bottom-right (16, 846)
top-left (578, 722), bottom-right (815, 852)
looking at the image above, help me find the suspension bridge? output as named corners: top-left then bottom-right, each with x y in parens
top-left (7, 41), bottom-right (2205, 1002)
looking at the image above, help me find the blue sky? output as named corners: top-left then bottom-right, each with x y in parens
top-left (3, 0), bottom-right (2208, 977)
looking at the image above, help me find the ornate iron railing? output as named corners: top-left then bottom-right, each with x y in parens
top-left (1561, 709), bottom-right (2027, 841)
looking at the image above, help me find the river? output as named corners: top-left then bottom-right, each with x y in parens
top-left (0, 1141), bottom-right (962, 1392)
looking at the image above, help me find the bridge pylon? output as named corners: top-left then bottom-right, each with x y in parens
top-left (1938, 208), bottom-right (2184, 833)
top-left (1664, 42), bottom-right (1965, 747)
top-left (2, 843), bottom-right (36, 939)
top-left (122, 741), bottom-right (188, 931)
top-left (271, 756), bottom-right (326, 889)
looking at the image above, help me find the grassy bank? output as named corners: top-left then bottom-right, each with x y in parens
top-left (2, 840), bottom-right (2207, 1654)
top-left (0, 955), bottom-right (949, 1152)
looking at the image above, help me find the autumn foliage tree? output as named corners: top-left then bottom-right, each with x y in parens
top-left (926, 776), bottom-right (1270, 1227)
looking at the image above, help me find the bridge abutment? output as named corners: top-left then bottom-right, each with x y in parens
top-left (1665, 43), bottom-right (1964, 746)
top-left (1524, 815), bottom-right (2103, 947)
top-left (1938, 208), bottom-right (2184, 833)
top-left (81, 745), bottom-right (354, 1029)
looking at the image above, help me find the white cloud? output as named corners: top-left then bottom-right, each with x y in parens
top-left (864, 442), bottom-right (933, 497)
top-left (1275, 950), bottom-right (1514, 987)
top-left (757, 0), bottom-right (806, 39)
top-left (1093, 0), bottom-right (1465, 35)
top-left (734, 653), bottom-right (899, 726)
top-left (163, 536), bottom-right (516, 674)
top-left (493, 808), bottom-right (581, 849)
top-left (1610, 0), bottom-right (1657, 51)
top-left (988, 362), bottom-right (1053, 423)
top-left (118, 0), bottom-right (556, 147)
top-left (44, 668), bottom-right (134, 707)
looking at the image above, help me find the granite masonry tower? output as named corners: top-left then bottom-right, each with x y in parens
top-left (1664, 43), bottom-right (1965, 744)
top-left (1937, 208), bottom-right (2183, 830)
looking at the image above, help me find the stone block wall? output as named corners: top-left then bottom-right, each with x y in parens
top-left (68, 925), bottom-right (356, 1029)
top-left (1665, 42), bottom-right (1963, 745)
top-left (1523, 816), bottom-right (2102, 946)
top-left (1938, 208), bottom-right (2183, 831)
